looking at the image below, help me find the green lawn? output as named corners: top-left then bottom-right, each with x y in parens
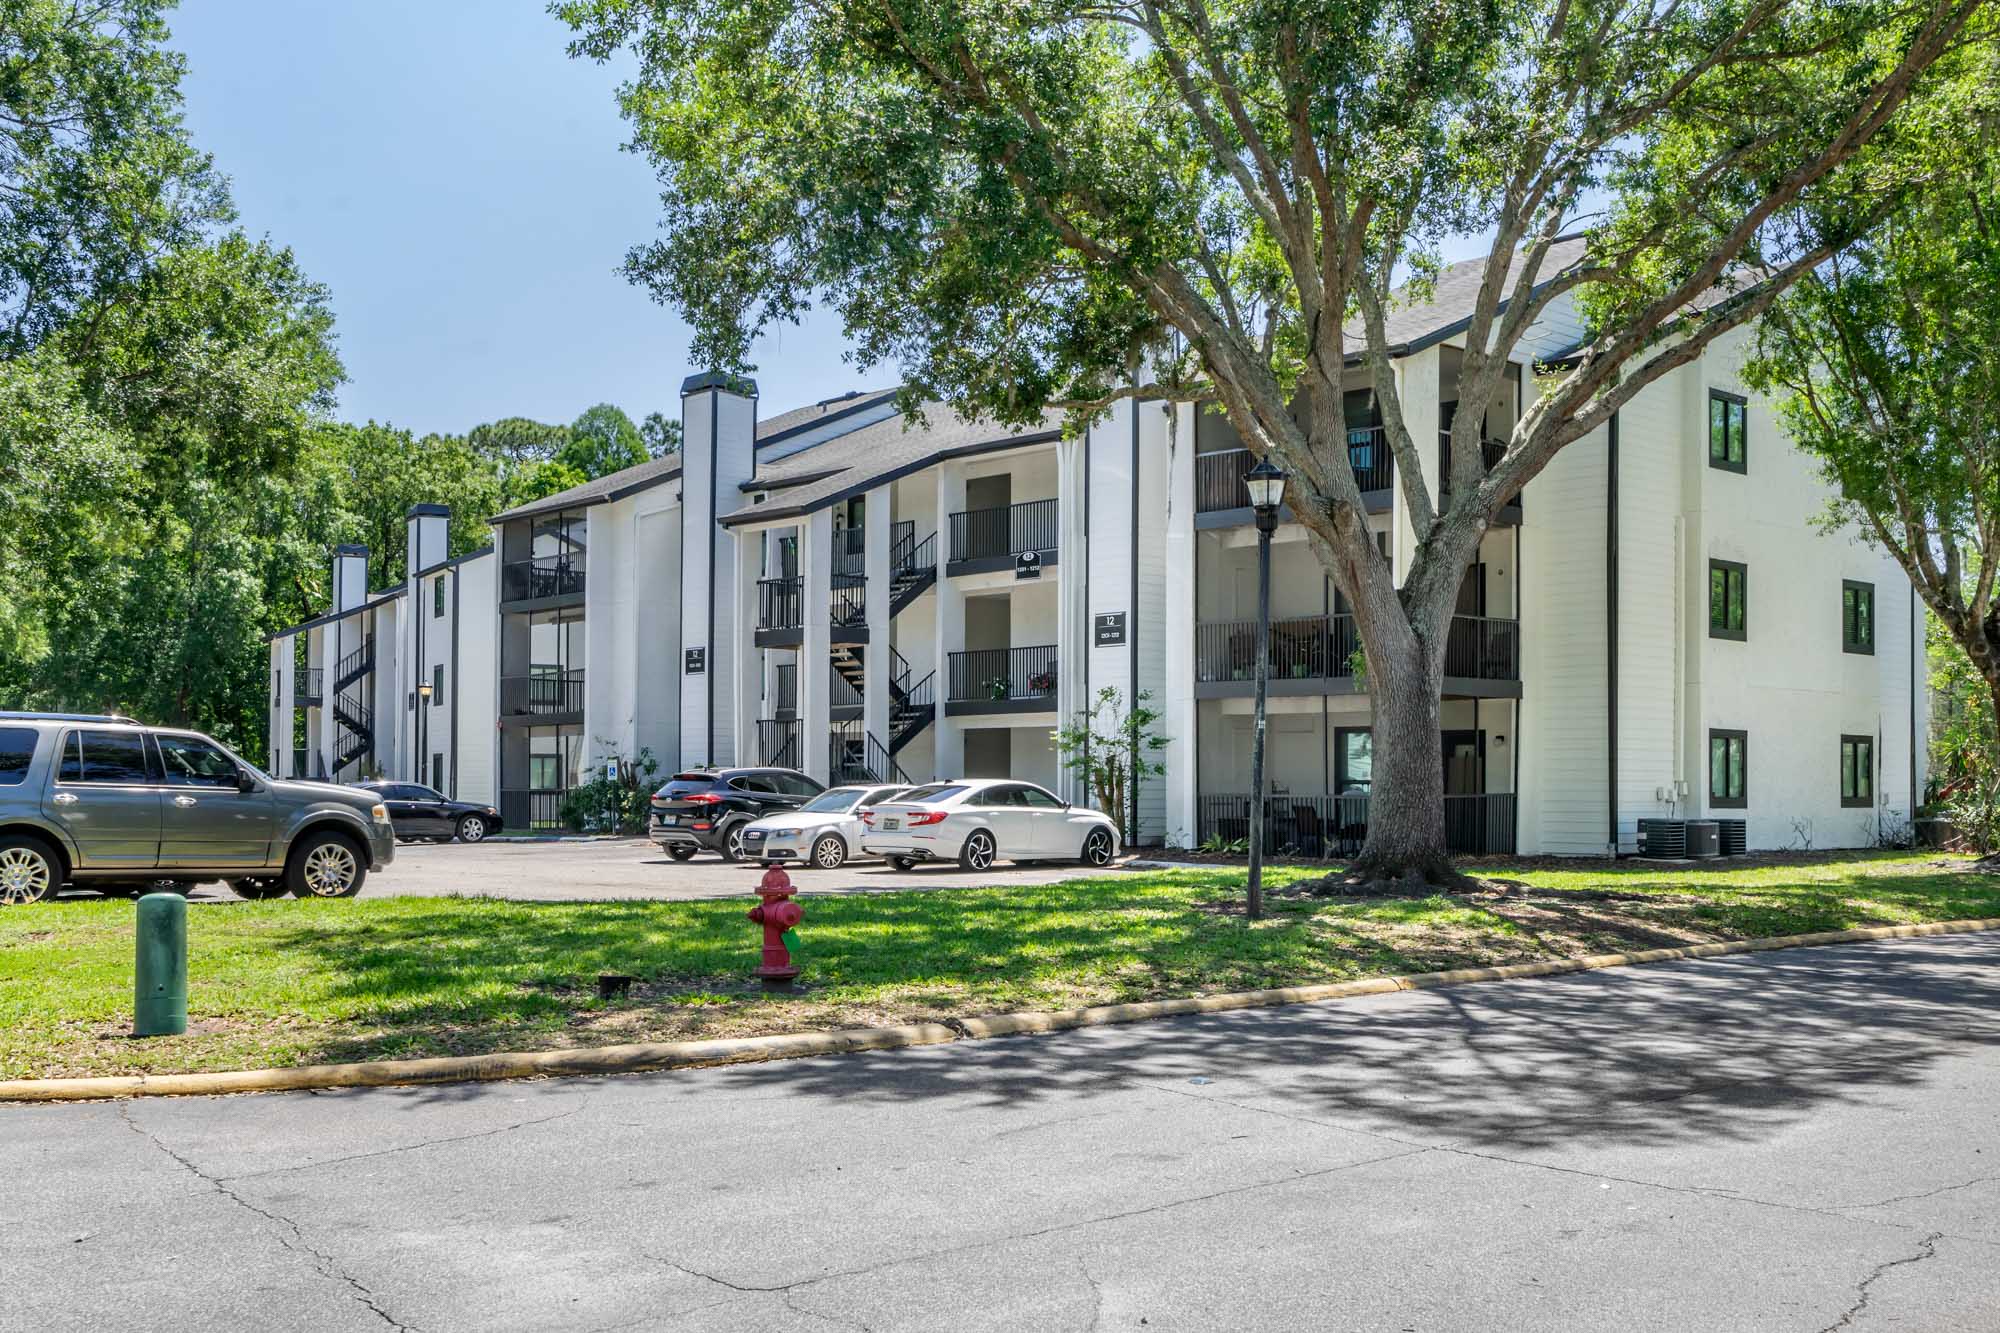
top-left (2, 852), bottom-right (1995, 1079)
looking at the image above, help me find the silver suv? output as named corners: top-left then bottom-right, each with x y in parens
top-left (0, 713), bottom-right (395, 905)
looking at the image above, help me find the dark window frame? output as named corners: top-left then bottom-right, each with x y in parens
top-left (431, 663), bottom-right (445, 707)
top-left (1709, 559), bottom-right (1748, 641)
top-left (1841, 734), bottom-right (1875, 808)
top-left (1335, 726), bottom-right (1374, 793)
top-left (433, 575), bottom-right (447, 618)
top-left (1708, 389), bottom-right (1748, 473)
top-left (56, 728), bottom-right (161, 786)
top-left (0, 726), bottom-right (37, 786)
top-left (1708, 729), bottom-right (1748, 809)
top-left (1842, 580), bottom-right (1876, 655)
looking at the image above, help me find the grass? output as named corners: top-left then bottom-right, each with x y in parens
top-left (2, 851), bottom-right (1996, 1080)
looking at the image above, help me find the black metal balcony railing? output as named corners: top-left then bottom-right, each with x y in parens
top-left (832, 586), bottom-right (866, 630)
top-left (758, 577), bottom-right (803, 632)
top-left (829, 662), bottom-right (863, 711)
top-left (948, 498), bottom-right (1058, 563)
top-left (832, 526), bottom-right (866, 584)
top-left (296, 668), bottom-right (324, 701)
top-left (1437, 431), bottom-right (1521, 510)
top-left (1194, 614), bottom-right (1519, 684)
top-left (500, 788), bottom-right (567, 832)
top-left (758, 718), bottom-right (802, 768)
top-left (1195, 430), bottom-right (1393, 515)
top-left (946, 644), bottom-right (1059, 704)
top-left (502, 555), bottom-right (585, 603)
top-left (1196, 792), bottom-right (1516, 856)
top-left (1195, 614), bottom-right (1362, 684)
top-left (502, 667), bottom-right (584, 717)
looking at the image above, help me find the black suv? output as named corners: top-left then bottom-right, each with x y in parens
top-left (351, 781), bottom-right (504, 843)
top-left (649, 768), bottom-right (823, 861)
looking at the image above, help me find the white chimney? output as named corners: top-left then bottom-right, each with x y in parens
top-left (406, 503), bottom-right (450, 576)
top-left (332, 544), bottom-right (369, 613)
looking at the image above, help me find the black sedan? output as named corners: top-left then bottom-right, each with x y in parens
top-left (353, 781), bottom-right (504, 843)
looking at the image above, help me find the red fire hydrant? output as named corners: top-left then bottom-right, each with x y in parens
top-left (748, 864), bottom-right (803, 989)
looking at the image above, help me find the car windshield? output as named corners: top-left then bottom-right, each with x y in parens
top-left (799, 789), bottom-right (863, 813)
top-left (894, 784), bottom-right (968, 805)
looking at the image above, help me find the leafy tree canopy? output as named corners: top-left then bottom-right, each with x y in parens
top-left (561, 401), bottom-right (648, 477)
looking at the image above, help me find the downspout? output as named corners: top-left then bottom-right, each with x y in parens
top-left (1607, 410), bottom-right (1620, 855)
top-left (450, 567), bottom-right (461, 799)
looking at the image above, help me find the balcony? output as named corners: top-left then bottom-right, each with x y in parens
top-left (756, 577), bottom-right (803, 646)
top-left (1438, 431), bottom-right (1523, 518)
top-left (501, 555), bottom-right (586, 606)
top-left (501, 667), bottom-right (585, 719)
top-left (1196, 429), bottom-right (1393, 521)
top-left (757, 718), bottom-right (802, 768)
top-left (1194, 614), bottom-right (1518, 696)
top-left (947, 498), bottom-right (1058, 575)
top-left (946, 644), bottom-right (1058, 714)
top-left (1196, 792), bottom-right (1516, 856)
top-left (297, 668), bottom-right (324, 704)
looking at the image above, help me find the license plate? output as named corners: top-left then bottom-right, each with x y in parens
top-left (882, 817), bottom-right (899, 830)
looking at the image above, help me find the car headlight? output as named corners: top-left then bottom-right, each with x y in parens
top-left (369, 803), bottom-right (391, 823)
top-left (761, 828), bottom-right (787, 838)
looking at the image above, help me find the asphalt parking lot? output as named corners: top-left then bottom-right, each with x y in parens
top-left (66, 836), bottom-right (1143, 904)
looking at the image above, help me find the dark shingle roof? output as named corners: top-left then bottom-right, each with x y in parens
top-left (1351, 234), bottom-right (1590, 353)
top-left (723, 405), bottom-right (1063, 527)
top-left (756, 387), bottom-right (899, 446)
top-left (490, 453), bottom-right (684, 524)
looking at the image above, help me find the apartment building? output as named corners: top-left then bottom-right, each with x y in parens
top-left (263, 252), bottom-right (1927, 852)
top-left (265, 509), bottom-right (496, 803)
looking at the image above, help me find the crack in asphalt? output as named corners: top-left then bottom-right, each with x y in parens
top-left (219, 1096), bottom-right (591, 1182)
top-left (119, 1103), bottom-right (417, 1331)
top-left (1819, 1231), bottom-right (1942, 1331)
top-left (1834, 1173), bottom-right (2000, 1212)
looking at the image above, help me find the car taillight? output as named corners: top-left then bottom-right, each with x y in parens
top-left (906, 811), bottom-right (947, 826)
top-left (859, 810), bottom-right (874, 825)
top-left (681, 792), bottom-right (722, 804)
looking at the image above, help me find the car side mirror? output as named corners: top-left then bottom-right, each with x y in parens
top-left (236, 769), bottom-right (258, 793)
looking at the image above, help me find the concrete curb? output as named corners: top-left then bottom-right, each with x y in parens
top-left (7, 917), bottom-right (1998, 1104)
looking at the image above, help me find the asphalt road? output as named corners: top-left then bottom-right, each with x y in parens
top-left (10, 933), bottom-right (2000, 1331)
top-left (57, 838), bottom-right (1134, 904)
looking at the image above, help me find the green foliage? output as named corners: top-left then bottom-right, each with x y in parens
top-left (558, 747), bottom-right (663, 834)
top-left (640, 410), bottom-right (681, 457)
top-left (561, 402), bottom-right (648, 478)
top-left (468, 416), bottom-right (570, 466)
top-left (1053, 686), bottom-right (1170, 845)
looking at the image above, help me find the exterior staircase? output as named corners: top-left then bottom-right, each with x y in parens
top-left (330, 634), bottom-right (375, 773)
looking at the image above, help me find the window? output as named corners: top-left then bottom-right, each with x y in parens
top-left (1843, 581), bottom-right (1875, 655)
top-left (156, 735), bottom-right (242, 788)
top-left (1709, 730), bottom-right (1748, 809)
top-left (1336, 728), bottom-right (1373, 793)
top-left (1018, 785), bottom-right (1065, 808)
top-left (1841, 735), bottom-right (1874, 808)
top-left (58, 729), bottom-right (157, 785)
top-left (431, 664), bottom-right (445, 707)
top-left (1709, 560), bottom-right (1747, 640)
top-left (1709, 390), bottom-right (1747, 472)
top-left (433, 575), bottom-right (447, 618)
top-left (429, 756), bottom-right (445, 792)
top-left (0, 728), bottom-right (37, 786)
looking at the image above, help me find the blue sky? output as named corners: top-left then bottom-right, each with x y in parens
top-left (169, 2), bottom-right (871, 437)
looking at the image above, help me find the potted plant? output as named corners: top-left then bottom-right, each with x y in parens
top-left (985, 676), bottom-right (1012, 700)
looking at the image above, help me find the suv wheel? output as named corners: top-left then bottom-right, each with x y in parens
top-left (666, 845), bottom-right (698, 862)
top-left (288, 830), bottom-right (367, 899)
top-left (718, 820), bottom-right (748, 862)
top-left (958, 829), bottom-right (996, 872)
top-left (229, 877), bottom-right (288, 901)
top-left (811, 833), bottom-right (847, 870)
top-left (0, 837), bottom-right (59, 906)
top-left (455, 815), bottom-right (488, 843)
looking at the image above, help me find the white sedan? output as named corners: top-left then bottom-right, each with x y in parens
top-left (860, 779), bottom-right (1120, 871)
top-left (739, 783), bottom-right (908, 869)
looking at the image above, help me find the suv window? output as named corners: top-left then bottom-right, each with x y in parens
top-left (0, 727), bottom-right (35, 786)
top-left (730, 774), bottom-right (778, 795)
top-left (770, 772), bottom-right (821, 798)
top-left (58, 729), bottom-right (158, 785)
top-left (156, 734), bottom-right (241, 788)
top-left (657, 776), bottom-right (721, 798)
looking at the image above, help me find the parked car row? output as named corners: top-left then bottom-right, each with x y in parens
top-left (647, 767), bottom-right (1120, 872)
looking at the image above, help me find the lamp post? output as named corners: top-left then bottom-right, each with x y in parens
top-left (1243, 455), bottom-right (1287, 922)
top-left (416, 680), bottom-right (433, 788)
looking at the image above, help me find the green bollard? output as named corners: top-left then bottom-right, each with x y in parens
top-left (134, 891), bottom-right (188, 1037)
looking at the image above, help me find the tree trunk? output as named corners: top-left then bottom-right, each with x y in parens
top-left (1348, 632), bottom-right (1464, 888)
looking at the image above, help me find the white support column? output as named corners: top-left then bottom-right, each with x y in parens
top-left (932, 464), bottom-right (968, 779)
top-left (269, 639), bottom-right (289, 774)
top-left (801, 513), bottom-right (833, 784)
top-left (862, 485), bottom-right (893, 767)
top-left (678, 372), bottom-right (759, 768)
top-left (732, 527), bottom-right (763, 771)
top-left (1055, 429), bottom-right (1092, 804)
top-left (1162, 402), bottom-right (1199, 848)
top-left (1392, 350), bottom-right (1441, 581)
top-left (316, 626), bottom-right (336, 781)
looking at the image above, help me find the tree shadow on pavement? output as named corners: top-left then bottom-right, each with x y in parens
top-left (685, 936), bottom-right (2000, 1154)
